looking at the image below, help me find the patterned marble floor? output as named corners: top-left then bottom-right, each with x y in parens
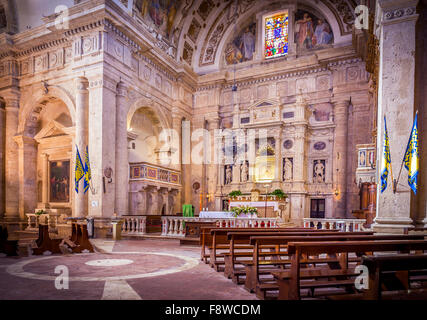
top-left (0, 239), bottom-right (258, 300)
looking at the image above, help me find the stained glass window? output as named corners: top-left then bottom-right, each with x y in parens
top-left (265, 12), bottom-right (289, 59)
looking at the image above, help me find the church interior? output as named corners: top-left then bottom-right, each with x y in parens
top-left (0, 0), bottom-right (426, 303)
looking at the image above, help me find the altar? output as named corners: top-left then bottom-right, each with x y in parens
top-left (199, 211), bottom-right (235, 219)
top-left (228, 200), bottom-right (287, 219)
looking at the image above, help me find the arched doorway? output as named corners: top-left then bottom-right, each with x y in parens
top-left (19, 94), bottom-right (74, 218)
top-left (127, 105), bottom-right (181, 216)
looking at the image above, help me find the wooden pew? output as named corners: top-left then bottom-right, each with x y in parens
top-left (271, 239), bottom-right (427, 300)
top-left (209, 228), bottom-right (336, 271)
top-left (359, 254), bottom-right (427, 300)
top-left (65, 223), bottom-right (94, 253)
top-left (33, 224), bottom-right (62, 255)
top-left (250, 234), bottom-right (423, 297)
top-left (0, 225), bottom-right (18, 256)
top-left (199, 226), bottom-right (319, 264)
top-left (180, 221), bottom-right (217, 246)
top-left (224, 231), bottom-right (365, 282)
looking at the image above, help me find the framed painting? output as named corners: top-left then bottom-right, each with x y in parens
top-left (49, 160), bottom-right (70, 203)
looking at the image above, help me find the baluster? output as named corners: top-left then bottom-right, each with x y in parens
top-left (168, 218), bottom-right (174, 235)
top-left (345, 222), bottom-right (350, 232)
top-left (329, 221), bottom-right (334, 230)
top-left (179, 219), bottom-right (184, 236)
top-left (162, 218), bottom-right (167, 235)
top-left (321, 222), bottom-right (327, 230)
top-left (142, 217), bottom-right (147, 234)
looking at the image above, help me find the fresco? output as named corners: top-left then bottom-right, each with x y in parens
top-left (225, 22), bottom-right (256, 65)
top-left (136, 0), bottom-right (180, 38)
top-left (294, 10), bottom-right (333, 50)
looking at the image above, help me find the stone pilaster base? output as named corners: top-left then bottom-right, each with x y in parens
top-left (92, 217), bottom-right (113, 239)
top-left (372, 216), bottom-right (414, 234)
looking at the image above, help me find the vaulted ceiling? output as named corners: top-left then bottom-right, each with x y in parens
top-left (164, 0), bottom-right (358, 73)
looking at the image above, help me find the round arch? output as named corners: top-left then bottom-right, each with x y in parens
top-left (192, 0), bottom-right (351, 73)
top-left (18, 85), bottom-right (76, 133)
top-left (127, 97), bottom-right (172, 132)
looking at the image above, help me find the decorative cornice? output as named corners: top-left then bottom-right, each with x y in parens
top-left (382, 6), bottom-right (417, 22)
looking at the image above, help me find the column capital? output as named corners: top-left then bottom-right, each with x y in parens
top-left (116, 81), bottom-right (128, 97)
top-left (13, 135), bottom-right (37, 148)
top-left (75, 77), bottom-right (89, 91)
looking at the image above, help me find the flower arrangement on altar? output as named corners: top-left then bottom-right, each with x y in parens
top-left (270, 189), bottom-right (287, 200)
top-left (228, 190), bottom-right (242, 199)
top-left (229, 206), bottom-right (258, 218)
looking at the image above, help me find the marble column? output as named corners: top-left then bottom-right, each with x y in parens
top-left (115, 82), bottom-right (128, 216)
top-left (332, 100), bottom-right (349, 218)
top-left (0, 105), bottom-right (4, 217)
top-left (41, 153), bottom-right (50, 208)
top-left (273, 132), bottom-right (282, 187)
top-left (171, 110), bottom-right (183, 209)
top-left (208, 118), bottom-right (220, 210)
top-left (74, 77), bottom-right (89, 217)
top-left (374, 0), bottom-right (419, 233)
top-left (87, 76), bottom-right (117, 218)
top-left (13, 135), bottom-right (38, 220)
top-left (3, 90), bottom-right (20, 221)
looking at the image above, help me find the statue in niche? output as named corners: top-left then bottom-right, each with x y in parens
top-left (314, 160), bottom-right (325, 183)
top-left (283, 158), bottom-right (293, 181)
top-left (225, 165), bottom-right (233, 184)
top-left (240, 161), bottom-right (249, 183)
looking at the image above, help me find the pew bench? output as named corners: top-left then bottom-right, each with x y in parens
top-left (271, 240), bottom-right (427, 300)
top-left (248, 234), bottom-right (424, 296)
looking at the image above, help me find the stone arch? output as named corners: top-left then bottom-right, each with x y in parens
top-left (18, 84), bottom-right (76, 134)
top-left (127, 96), bottom-right (171, 132)
top-left (193, 0), bottom-right (352, 73)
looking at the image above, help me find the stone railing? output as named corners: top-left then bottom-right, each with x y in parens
top-left (121, 215), bottom-right (147, 235)
top-left (25, 213), bottom-right (61, 230)
top-left (303, 218), bottom-right (367, 232)
top-left (161, 216), bottom-right (279, 237)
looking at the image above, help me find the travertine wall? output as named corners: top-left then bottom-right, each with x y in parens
top-left (415, 0), bottom-right (427, 226)
top-left (0, 104), bottom-right (4, 217)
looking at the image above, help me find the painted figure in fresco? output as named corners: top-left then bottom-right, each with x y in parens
top-left (139, 0), bottom-right (178, 37)
top-left (314, 160), bottom-right (325, 183)
top-left (313, 19), bottom-right (333, 45)
top-left (296, 13), bottom-right (314, 49)
top-left (225, 165), bottom-right (233, 184)
top-left (283, 158), bottom-right (293, 181)
top-left (241, 27), bottom-right (256, 60)
top-left (225, 23), bottom-right (256, 65)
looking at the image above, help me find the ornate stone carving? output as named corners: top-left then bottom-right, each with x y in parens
top-left (187, 18), bottom-right (202, 43)
top-left (183, 41), bottom-right (194, 65)
top-left (225, 165), bottom-right (232, 184)
top-left (313, 159), bottom-right (326, 183)
top-left (383, 6), bottom-right (417, 21)
top-left (240, 161), bottom-right (249, 183)
top-left (283, 157), bottom-right (293, 181)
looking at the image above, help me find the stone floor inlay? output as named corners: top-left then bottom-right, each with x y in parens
top-left (85, 259), bottom-right (134, 267)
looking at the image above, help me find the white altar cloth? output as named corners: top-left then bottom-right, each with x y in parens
top-left (199, 211), bottom-right (235, 218)
top-left (229, 201), bottom-right (280, 212)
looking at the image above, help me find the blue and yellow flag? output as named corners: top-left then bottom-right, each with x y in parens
top-left (380, 116), bottom-right (392, 193)
top-left (403, 112), bottom-right (419, 194)
top-left (75, 146), bottom-right (85, 193)
top-left (84, 145), bottom-right (92, 194)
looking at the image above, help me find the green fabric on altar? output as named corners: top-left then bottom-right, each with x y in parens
top-left (182, 204), bottom-right (194, 217)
